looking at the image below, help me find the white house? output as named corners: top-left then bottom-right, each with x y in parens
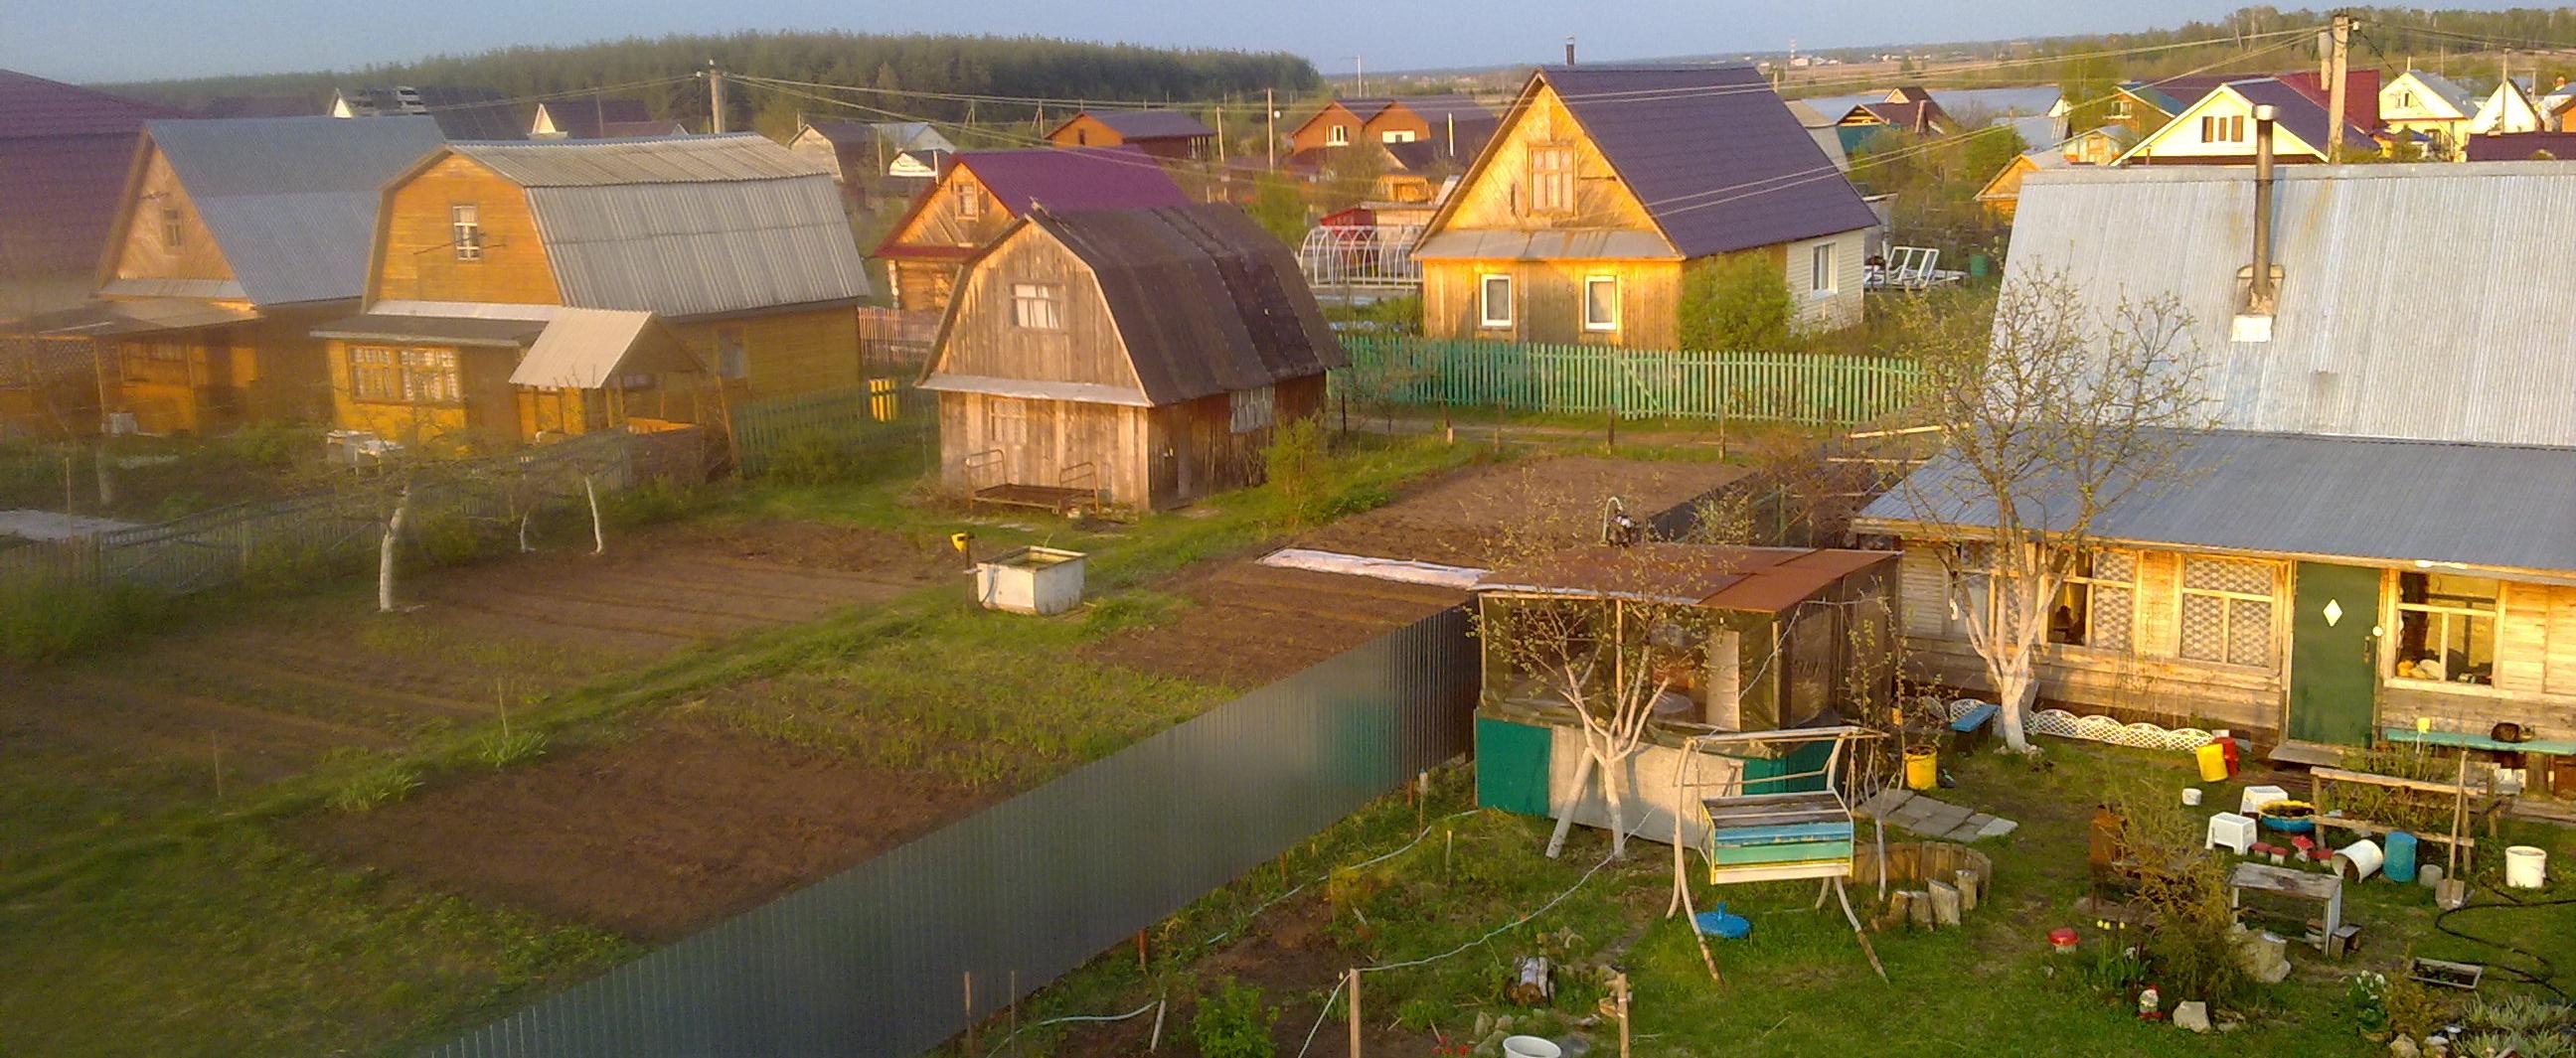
top-left (2469, 78), bottom-right (2545, 136)
top-left (2378, 70), bottom-right (2480, 158)
top-left (2114, 77), bottom-right (2374, 165)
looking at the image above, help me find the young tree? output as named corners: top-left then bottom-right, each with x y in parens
top-left (1893, 270), bottom-right (2212, 752)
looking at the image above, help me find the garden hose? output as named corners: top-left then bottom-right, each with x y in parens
top-left (2429, 885), bottom-right (2576, 1000)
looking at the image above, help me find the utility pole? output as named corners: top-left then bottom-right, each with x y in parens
top-left (706, 60), bottom-right (725, 134)
top-left (2326, 13), bottom-right (2351, 158)
top-left (1265, 87), bottom-right (1276, 169)
top-left (1354, 56), bottom-right (1366, 95)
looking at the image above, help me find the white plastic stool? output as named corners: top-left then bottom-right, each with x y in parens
top-left (2239, 785), bottom-right (2289, 815)
top-left (2206, 812), bottom-right (2258, 854)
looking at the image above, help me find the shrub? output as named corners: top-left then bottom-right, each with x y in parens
top-left (1191, 978), bottom-right (1277, 1058)
top-left (0, 581), bottom-right (175, 664)
top-left (603, 477), bottom-right (696, 529)
top-left (1680, 253), bottom-right (1798, 353)
top-left (1260, 416), bottom-right (1330, 528)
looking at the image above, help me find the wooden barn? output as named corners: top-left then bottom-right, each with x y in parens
top-left (873, 148), bottom-right (1190, 314)
top-left (919, 203), bottom-right (1343, 511)
top-left (1043, 109), bottom-right (1213, 162)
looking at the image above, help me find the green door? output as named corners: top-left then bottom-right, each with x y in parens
top-left (2288, 562), bottom-right (2380, 745)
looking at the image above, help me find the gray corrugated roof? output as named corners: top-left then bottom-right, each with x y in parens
top-left (146, 116), bottom-right (447, 307)
top-left (1527, 66), bottom-right (1880, 258)
top-left (1857, 429), bottom-right (2576, 573)
top-left (2004, 162), bottom-right (2576, 447)
top-left (2397, 70), bottom-right (2479, 117)
top-left (440, 135), bottom-right (871, 317)
top-left (510, 308), bottom-right (698, 387)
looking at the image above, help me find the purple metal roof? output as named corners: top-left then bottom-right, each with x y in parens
top-left (1072, 109), bottom-right (1212, 141)
top-left (1538, 65), bottom-right (1878, 258)
top-left (0, 69), bottom-right (184, 139)
top-left (0, 70), bottom-right (187, 280)
top-left (2229, 78), bottom-right (2375, 154)
top-left (2466, 131), bottom-right (2576, 161)
top-left (954, 147), bottom-right (1191, 215)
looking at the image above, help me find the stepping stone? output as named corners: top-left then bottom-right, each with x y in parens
top-left (1963, 813), bottom-right (2000, 831)
top-left (1943, 823), bottom-right (1989, 842)
top-left (1919, 804), bottom-right (1975, 828)
top-left (1979, 818), bottom-right (2019, 837)
top-left (1855, 789), bottom-right (1915, 819)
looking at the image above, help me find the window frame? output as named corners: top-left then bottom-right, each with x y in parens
top-left (348, 345), bottom-right (462, 405)
top-left (159, 205), bottom-right (185, 251)
top-left (1228, 384), bottom-right (1275, 434)
top-left (2174, 554), bottom-right (2279, 671)
top-left (988, 395), bottom-right (1029, 446)
top-left (1528, 144), bottom-right (1576, 214)
top-left (1011, 282), bottom-right (1063, 331)
top-left (953, 180), bottom-right (983, 221)
top-left (1327, 123), bottom-right (1350, 146)
top-left (1477, 272), bottom-right (1514, 330)
top-left (450, 204), bottom-right (482, 262)
top-left (2389, 571), bottom-right (2503, 687)
top-left (1810, 242), bottom-right (1839, 296)
top-left (2045, 549), bottom-right (2140, 654)
top-left (1380, 129), bottom-right (1417, 143)
top-left (1581, 274), bottom-right (1619, 333)
top-left (714, 325), bottom-right (748, 380)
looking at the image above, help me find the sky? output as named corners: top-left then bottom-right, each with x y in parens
top-left (0, 0), bottom-right (2533, 85)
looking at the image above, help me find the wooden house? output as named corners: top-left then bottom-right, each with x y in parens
top-left (872, 148), bottom-right (1191, 314)
top-left (1975, 126), bottom-right (2122, 220)
top-left (918, 204), bottom-right (1343, 511)
top-left (789, 120), bottom-right (957, 184)
top-left (1857, 162), bottom-right (2576, 768)
top-left (1835, 86), bottom-right (1953, 135)
top-left (0, 69), bottom-right (187, 320)
top-left (316, 133), bottom-right (870, 448)
top-left (2113, 76), bottom-right (2379, 165)
top-left (51, 115), bottom-right (448, 435)
top-left (2379, 70), bottom-right (2481, 159)
top-left (1043, 109), bottom-right (1214, 162)
top-left (1287, 95), bottom-right (1497, 155)
top-left (1471, 543), bottom-right (1897, 842)
top-left (1410, 65), bottom-right (1878, 349)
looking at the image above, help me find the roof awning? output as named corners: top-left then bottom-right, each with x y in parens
top-left (20, 298), bottom-right (257, 338)
top-left (310, 313), bottom-right (546, 348)
top-left (510, 309), bottom-right (703, 389)
top-left (916, 373), bottom-right (1155, 406)
top-left (1410, 228), bottom-right (1680, 261)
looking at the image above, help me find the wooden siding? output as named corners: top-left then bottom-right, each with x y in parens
top-left (788, 128), bottom-right (849, 182)
top-left (104, 312), bottom-right (334, 434)
top-left (878, 166), bottom-right (1016, 294)
top-left (1142, 374), bottom-right (1324, 509)
top-left (668, 307), bottom-right (860, 400)
top-left (1440, 83), bottom-right (1661, 235)
top-left (939, 390), bottom-right (1152, 505)
top-left (1784, 228), bottom-right (1867, 333)
top-left (2378, 575), bottom-right (2576, 740)
top-left (1422, 259), bottom-right (1682, 349)
top-left (1288, 101), bottom-right (1371, 152)
top-left (929, 227), bottom-right (1141, 390)
top-left (370, 155), bottom-right (559, 306)
top-left (891, 260), bottom-right (959, 314)
top-left (106, 145), bottom-right (235, 287)
top-left (325, 340), bottom-right (518, 448)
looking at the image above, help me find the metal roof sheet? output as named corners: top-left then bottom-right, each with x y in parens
top-left (2466, 131), bottom-right (2576, 161)
top-left (2226, 78), bottom-right (2375, 154)
top-left (532, 97), bottom-right (654, 139)
top-left (27, 296), bottom-right (257, 337)
top-left (1858, 430), bottom-right (2576, 574)
top-left (2391, 70), bottom-right (2479, 118)
top-left (450, 133), bottom-right (829, 186)
top-left (1062, 109), bottom-right (1212, 141)
top-left (0, 131), bottom-right (151, 278)
top-left (914, 374), bottom-right (1154, 406)
top-left (146, 115), bottom-right (447, 307)
top-left (2004, 162), bottom-right (2576, 447)
top-left (309, 313), bottom-right (544, 348)
top-left (1474, 543), bottom-right (1889, 612)
top-left (1531, 66), bottom-right (1880, 258)
top-left (510, 308), bottom-right (696, 387)
top-left (1411, 228), bottom-right (1677, 260)
top-left (0, 68), bottom-right (183, 139)
top-left (337, 85), bottom-right (525, 141)
top-left (952, 147), bottom-right (1193, 215)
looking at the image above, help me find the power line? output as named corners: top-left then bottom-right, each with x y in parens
top-left (404, 76), bottom-right (699, 114)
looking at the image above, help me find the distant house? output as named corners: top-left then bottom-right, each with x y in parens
top-left (530, 97), bottom-right (679, 139)
top-left (2466, 131), bottom-right (2576, 161)
top-left (2106, 74), bottom-right (2245, 137)
top-left (74, 116), bottom-right (448, 434)
top-left (1044, 109), bottom-right (1214, 162)
top-left (2113, 76), bottom-right (2379, 165)
top-left (2379, 69), bottom-right (2480, 158)
top-left (1411, 65), bottom-right (1878, 348)
top-left (920, 204), bottom-right (1343, 510)
top-left (1783, 99), bottom-right (1853, 173)
top-left (789, 120), bottom-right (958, 183)
top-left (872, 148), bottom-right (1191, 314)
top-left (332, 85), bottom-right (526, 141)
top-left (1287, 95), bottom-right (1498, 157)
top-left (1975, 126), bottom-right (2122, 219)
top-left (0, 69), bottom-right (188, 318)
top-left (2470, 77), bottom-right (2547, 136)
top-left (316, 134), bottom-right (872, 447)
top-left (1858, 162), bottom-right (2576, 750)
top-left (1836, 85), bottom-right (1952, 135)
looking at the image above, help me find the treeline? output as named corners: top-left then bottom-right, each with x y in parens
top-left (102, 31), bottom-right (1321, 132)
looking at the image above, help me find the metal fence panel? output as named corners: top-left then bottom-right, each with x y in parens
top-left (1330, 336), bottom-right (1922, 428)
top-left (728, 380), bottom-right (936, 476)
top-left (423, 607), bottom-right (1477, 1058)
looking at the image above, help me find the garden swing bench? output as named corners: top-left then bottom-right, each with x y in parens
top-left (1669, 725), bottom-right (1889, 982)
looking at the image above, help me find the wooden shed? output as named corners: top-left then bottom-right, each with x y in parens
top-left (1042, 109), bottom-right (1214, 162)
top-left (919, 203), bottom-right (1344, 511)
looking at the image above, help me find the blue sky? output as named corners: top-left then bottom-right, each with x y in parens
top-left (0, 0), bottom-right (2528, 84)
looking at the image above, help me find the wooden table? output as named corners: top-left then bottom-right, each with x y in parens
top-left (2229, 862), bottom-right (2343, 958)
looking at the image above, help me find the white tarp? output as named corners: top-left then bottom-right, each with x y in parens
top-left (1255, 547), bottom-right (1487, 589)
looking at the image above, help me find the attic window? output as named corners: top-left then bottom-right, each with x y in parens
top-left (955, 181), bottom-right (983, 221)
top-left (1381, 129), bottom-right (1417, 143)
top-left (159, 205), bottom-right (184, 251)
top-left (1328, 123), bottom-right (1350, 146)
top-left (2199, 115), bottom-right (2247, 144)
top-left (450, 204), bottom-right (483, 261)
top-left (1012, 283), bottom-right (1062, 330)
top-left (1529, 146), bottom-right (1576, 214)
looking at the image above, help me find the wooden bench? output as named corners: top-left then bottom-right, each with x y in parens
top-left (1949, 702), bottom-right (2001, 755)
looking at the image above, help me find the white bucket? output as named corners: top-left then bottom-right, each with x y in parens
top-left (2332, 838), bottom-right (2384, 882)
top-left (1503, 1036), bottom-right (1565, 1058)
top-left (2506, 845), bottom-right (2548, 890)
top-left (2181, 788), bottom-right (2203, 807)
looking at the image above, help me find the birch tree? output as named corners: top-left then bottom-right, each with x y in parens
top-left (1896, 271), bottom-right (2210, 753)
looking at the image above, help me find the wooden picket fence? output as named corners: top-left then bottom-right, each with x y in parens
top-left (1331, 336), bottom-right (1922, 428)
top-left (0, 429), bottom-right (639, 597)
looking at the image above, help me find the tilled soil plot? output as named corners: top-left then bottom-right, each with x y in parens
top-left (295, 720), bottom-right (991, 941)
top-left (1087, 457), bottom-right (1744, 688)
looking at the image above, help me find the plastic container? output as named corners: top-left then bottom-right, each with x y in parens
top-left (1503, 1036), bottom-right (1564, 1058)
top-left (1692, 902), bottom-right (1752, 940)
top-left (2218, 736), bottom-right (2242, 776)
top-left (2506, 845), bottom-right (2548, 889)
top-left (2194, 743), bottom-right (2229, 782)
top-left (2418, 863), bottom-right (2445, 889)
top-left (2048, 926), bottom-right (2080, 954)
top-left (2180, 788), bottom-right (2203, 807)
top-left (2383, 831), bottom-right (2419, 883)
top-left (2333, 838), bottom-right (2384, 881)
top-left (1905, 746), bottom-right (1938, 791)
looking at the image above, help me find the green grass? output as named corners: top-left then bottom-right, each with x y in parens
top-left (981, 740), bottom-right (2576, 1058)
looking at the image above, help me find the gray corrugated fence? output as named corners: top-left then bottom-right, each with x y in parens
top-left (424, 607), bottom-right (1478, 1057)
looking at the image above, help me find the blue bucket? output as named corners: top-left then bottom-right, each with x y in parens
top-left (1694, 902), bottom-right (1752, 940)
top-left (2384, 831), bottom-right (2419, 883)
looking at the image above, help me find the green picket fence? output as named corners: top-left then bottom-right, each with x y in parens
top-left (1332, 336), bottom-right (1922, 427)
top-left (728, 379), bottom-right (933, 475)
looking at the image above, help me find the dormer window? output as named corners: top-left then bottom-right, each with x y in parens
top-left (450, 204), bottom-right (482, 261)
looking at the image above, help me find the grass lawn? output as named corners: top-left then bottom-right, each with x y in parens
top-left (992, 738), bottom-right (2576, 1057)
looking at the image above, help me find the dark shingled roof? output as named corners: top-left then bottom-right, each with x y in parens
top-left (2466, 131), bottom-right (2576, 161)
top-left (1062, 108), bottom-right (1212, 141)
top-left (945, 204), bottom-right (1345, 406)
top-left (954, 147), bottom-right (1192, 215)
top-left (1533, 65), bottom-right (1878, 258)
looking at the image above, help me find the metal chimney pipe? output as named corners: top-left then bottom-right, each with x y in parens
top-left (2249, 103), bottom-right (2279, 313)
top-left (1565, 38), bottom-right (1576, 66)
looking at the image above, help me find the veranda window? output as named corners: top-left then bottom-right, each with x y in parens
top-left (2177, 555), bottom-right (2276, 669)
top-left (2393, 572), bottom-right (2499, 684)
top-left (2047, 550), bottom-right (2137, 652)
top-left (350, 347), bottom-right (461, 404)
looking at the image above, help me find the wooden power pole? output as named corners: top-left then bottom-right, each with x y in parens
top-left (2326, 13), bottom-right (2351, 158)
top-left (1265, 87), bottom-right (1276, 170)
top-left (707, 61), bottom-right (726, 134)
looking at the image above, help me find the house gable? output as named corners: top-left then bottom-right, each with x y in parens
top-left (102, 139), bottom-right (239, 295)
top-left (1420, 78), bottom-right (1667, 247)
top-left (368, 151), bottom-right (560, 307)
top-left (1288, 100), bottom-right (1376, 150)
top-left (926, 222), bottom-right (1144, 394)
top-left (1046, 113), bottom-right (1124, 148)
top-left (876, 160), bottom-right (1016, 260)
top-left (2472, 80), bottom-right (2544, 134)
top-left (2381, 71), bottom-right (2473, 122)
top-left (2114, 86), bottom-right (2325, 164)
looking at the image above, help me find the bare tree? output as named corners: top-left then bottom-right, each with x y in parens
top-left (1893, 270), bottom-right (2211, 753)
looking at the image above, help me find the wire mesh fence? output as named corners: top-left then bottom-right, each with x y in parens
top-left (1331, 336), bottom-right (1922, 427)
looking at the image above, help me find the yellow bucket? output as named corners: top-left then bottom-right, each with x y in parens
top-left (2194, 742), bottom-right (2229, 783)
top-left (1904, 747), bottom-right (1938, 791)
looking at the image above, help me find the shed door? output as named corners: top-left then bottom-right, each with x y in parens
top-left (2288, 562), bottom-right (2379, 745)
